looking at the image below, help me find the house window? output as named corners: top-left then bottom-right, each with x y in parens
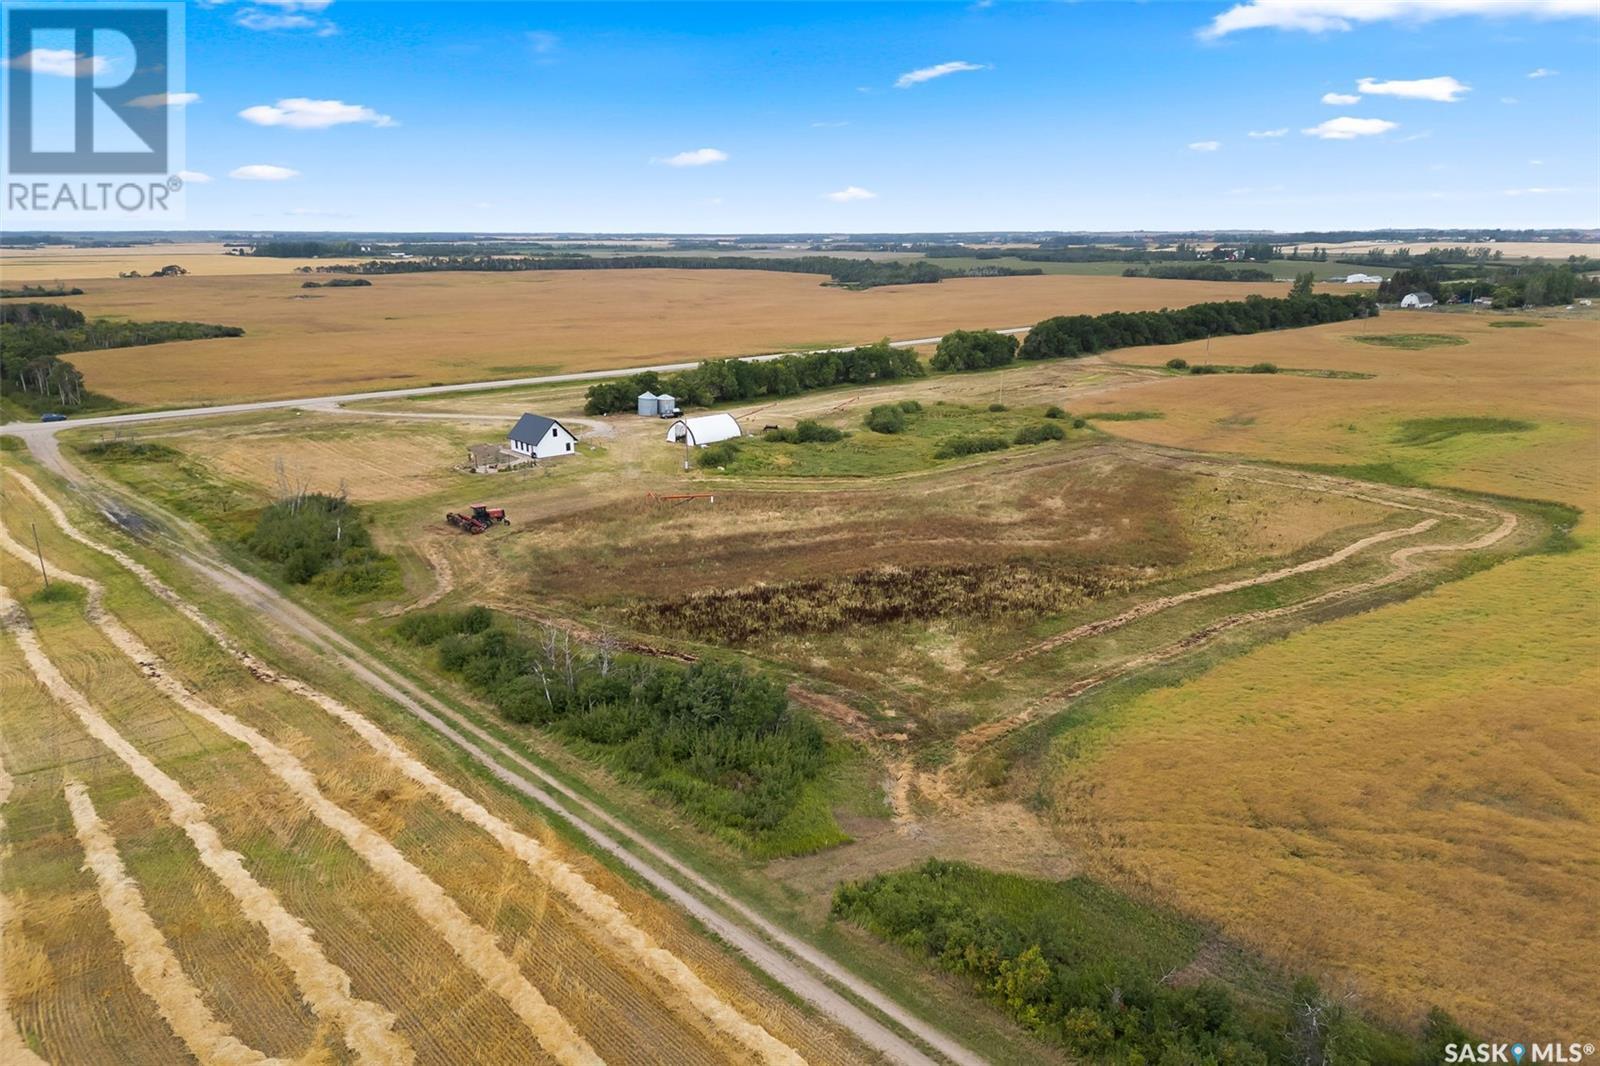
top-left (566, 442), bottom-right (572, 451)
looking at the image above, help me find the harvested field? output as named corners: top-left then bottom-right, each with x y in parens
top-left (54, 270), bottom-right (1287, 405)
top-left (0, 242), bottom-right (359, 280)
top-left (0, 467), bottom-right (875, 1066)
top-left (1037, 313), bottom-right (1600, 1037)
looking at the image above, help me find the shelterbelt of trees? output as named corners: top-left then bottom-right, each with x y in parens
top-left (585, 290), bottom-right (1377, 414)
top-left (313, 253), bottom-right (1042, 289)
top-left (0, 302), bottom-right (244, 412)
top-left (1378, 260), bottom-right (1599, 308)
top-left (1121, 264), bottom-right (1275, 282)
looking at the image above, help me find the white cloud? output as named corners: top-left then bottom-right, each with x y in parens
top-left (895, 60), bottom-right (986, 88)
top-left (811, 120), bottom-right (850, 128)
top-left (526, 31), bottom-right (558, 55)
top-left (229, 164), bottom-right (300, 181)
top-left (3, 48), bottom-right (106, 77)
top-left (1200, 1), bottom-right (1600, 39)
top-left (240, 98), bottom-right (394, 129)
top-left (1527, 67), bottom-right (1558, 78)
top-left (1322, 92), bottom-right (1361, 104)
top-left (1501, 96), bottom-right (1520, 104)
top-left (1302, 116), bottom-right (1398, 139)
top-left (1188, 140), bottom-right (1221, 152)
top-left (1356, 76), bottom-right (1470, 102)
top-left (177, 169), bottom-right (213, 184)
top-left (1504, 186), bottom-right (1574, 196)
top-left (1247, 128), bottom-right (1289, 138)
top-left (657, 147), bottom-right (729, 167)
top-left (825, 186), bottom-right (877, 202)
top-left (235, 7), bottom-right (337, 35)
top-left (1529, 159), bottom-right (1544, 165)
top-left (128, 92), bottom-right (200, 109)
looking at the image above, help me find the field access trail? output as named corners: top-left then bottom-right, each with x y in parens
top-left (5, 445), bottom-right (981, 1065)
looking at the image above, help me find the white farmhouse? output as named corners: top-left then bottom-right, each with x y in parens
top-left (507, 412), bottom-right (578, 459)
top-left (665, 413), bottom-right (742, 447)
top-left (1400, 291), bottom-right (1436, 309)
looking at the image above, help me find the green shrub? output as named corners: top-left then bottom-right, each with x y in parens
top-left (987, 402), bottom-right (1008, 412)
top-left (864, 404), bottom-right (908, 434)
top-left (1013, 422), bottom-right (1066, 445)
top-left (1189, 364), bottom-right (1220, 375)
top-left (697, 440), bottom-right (741, 467)
top-left (934, 434), bottom-right (1010, 459)
top-left (245, 493), bottom-right (396, 594)
top-left (930, 329), bottom-right (1019, 372)
top-left (1165, 357), bottom-right (1189, 370)
top-left (1247, 362), bottom-right (1279, 374)
top-left (1072, 417), bottom-right (1087, 429)
top-left (396, 609), bottom-right (831, 851)
top-left (0, 435), bottom-right (23, 452)
top-left (1043, 405), bottom-right (1066, 419)
top-left (764, 419), bottom-right (843, 444)
top-left (897, 399), bottom-right (923, 413)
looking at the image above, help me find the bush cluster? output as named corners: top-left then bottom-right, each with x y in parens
top-left (398, 609), bottom-right (827, 841)
top-left (245, 493), bottom-right (398, 594)
top-left (696, 440), bottom-right (741, 468)
top-left (585, 340), bottom-right (923, 415)
top-left (1013, 422), bottom-right (1066, 445)
top-left (763, 418), bottom-right (844, 444)
top-left (934, 433), bottom-right (1011, 459)
top-left (864, 404), bottom-right (908, 434)
top-left (833, 860), bottom-right (1471, 1066)
top-left (930, 329), bottom-right (1020, 372)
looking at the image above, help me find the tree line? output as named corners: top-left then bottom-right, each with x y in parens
top-left (833, 859), bottom-right (1473, 1066)
top-left (1121, 264), bottom-right (1275, 282)
top-left (1378, 262), bottom-right (1600, 307)
top-left (320, 253), bottom-right (1041, 289)
top-left (396, 607), bottom-right (830, 853)
top-left (584, 340), bottom-right (925, 414)
top-left (1, 302), bottom-right (243, 413)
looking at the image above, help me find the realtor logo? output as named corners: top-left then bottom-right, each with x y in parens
top-left (3, 1), bottom-right (186, 216)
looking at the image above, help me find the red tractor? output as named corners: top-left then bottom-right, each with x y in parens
top-left (445, 505), bottom-right (510, 534)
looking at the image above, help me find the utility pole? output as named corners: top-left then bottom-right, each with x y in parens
top-left (31, 522), bottom-right (48, 589)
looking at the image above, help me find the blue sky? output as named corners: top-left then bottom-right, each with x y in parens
top-left (21, 1), bottom-right (1600, 231)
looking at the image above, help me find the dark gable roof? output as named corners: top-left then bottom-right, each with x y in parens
top-left (508, 412), bottom-right (571, 444)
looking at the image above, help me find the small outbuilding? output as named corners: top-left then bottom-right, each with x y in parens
top-left (1344, 273), bottom-right (1384, 284)
top-left (666, 413), bottom-right (742, 447)
top-left (637, 391), bottom-right (659, 417)
top-left (1400, 291), bottom-right (1436, 309)
top-left (508, 412), bottom-right (578, 459)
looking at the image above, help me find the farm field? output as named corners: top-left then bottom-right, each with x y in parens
top-left (0, 458), bottom-right (878, 1065)
top-left (0, 241), bottom-right (360, 280)
top-left (1038, 313), bottom-right (1600, 1036)
top-left (51, 269), bottom-right (1289, 406)
top-left (16, 295), bottom-right (1597, 1058)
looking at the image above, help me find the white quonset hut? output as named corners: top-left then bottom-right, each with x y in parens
top-left (508, 412), bottom-right (578, 459)
top-left (665, 413), bottom-right (742, 447)
top-left (1344, 273), bottom-right (1384, 284)
top-left (1400, 291), bottom-right (1437, 309)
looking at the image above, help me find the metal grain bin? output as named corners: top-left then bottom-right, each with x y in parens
top-left (656, 393), bottom-right (678, 417)
top-left (636, 391), bottom-right (658, 417)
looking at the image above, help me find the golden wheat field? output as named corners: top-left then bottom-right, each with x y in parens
top-left (0, 242), bottom-right (360, 279)
top-left (1053, 312), bottom-right (1600, 1037)
top-left (56, 270), bottom-right (1287, 405)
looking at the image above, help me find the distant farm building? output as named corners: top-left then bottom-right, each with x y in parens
top-left (1343, 273), bottom-right (1384, 284)
top-left (1400, 291), bottom-right (1437, 309)
top-left (666, 413), bottom-right (742, 447)
top-left (637, 391), bottom-right (659, 416)
top-left (1473, 296), bottom-right (1495, 307)
top-left (656, 393), bottom-right (681, 417)
top-left (508, 413), bottom-right (578, 459)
